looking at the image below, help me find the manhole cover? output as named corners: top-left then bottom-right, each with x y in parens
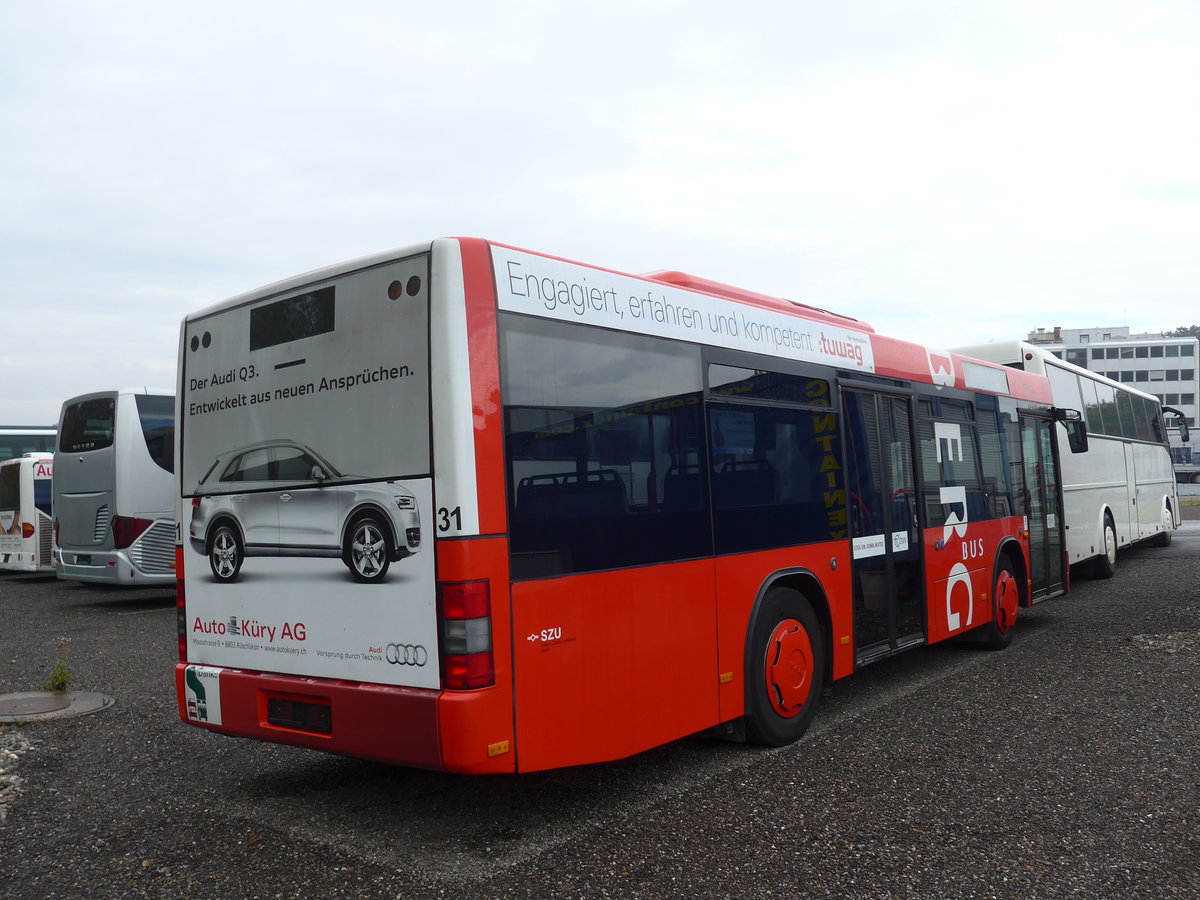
top-left (0, 691), bottom-right (115, 722)
top-left (0, 695), bottom-right (70, 716)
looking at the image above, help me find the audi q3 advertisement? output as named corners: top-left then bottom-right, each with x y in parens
top-left (178, 251), bottom-right (440, 693)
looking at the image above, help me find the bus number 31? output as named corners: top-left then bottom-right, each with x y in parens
top-left (437, 506), bottom-right (462, 533)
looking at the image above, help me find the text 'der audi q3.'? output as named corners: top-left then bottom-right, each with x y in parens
top-left (188, 440), bottom-right (421, 583)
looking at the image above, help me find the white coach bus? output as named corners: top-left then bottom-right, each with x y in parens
top-left (53, 388), bottom-right (176, 585)
top-left (954, 341), bottom-right (1183, 577)
top-left (0, 452), bottom-right (54, 573)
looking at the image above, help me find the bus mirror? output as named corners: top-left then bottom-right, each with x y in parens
top-left (1063, 419), bottom-right (1088, 454)
top-left (1051, 407), bottom-right (1088, 454)
top-left (1162, 406), bottom-right (1190, 443)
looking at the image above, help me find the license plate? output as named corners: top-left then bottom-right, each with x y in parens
top-left (75, 554), bottom-right (91, 565)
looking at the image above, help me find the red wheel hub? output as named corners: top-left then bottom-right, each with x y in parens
top-left (764, 618), bottom-right (813, 717)
top-left (994, 569), bottom-right (1019, 634)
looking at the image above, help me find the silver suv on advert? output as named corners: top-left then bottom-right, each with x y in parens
top-left (188, 439), bottom-right (421, 583)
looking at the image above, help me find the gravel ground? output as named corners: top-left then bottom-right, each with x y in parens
top-left (1, 524), bottom-right (1197, 899)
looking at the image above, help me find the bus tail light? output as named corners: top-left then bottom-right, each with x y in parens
top-left (438, 580), bottom-right (494, 690)
top-left (176, 546), bottom-right (187, 661)
top-left (21, 522), bottom-right (35, 539)
top-left (112, 516), bottom-right (153, 549)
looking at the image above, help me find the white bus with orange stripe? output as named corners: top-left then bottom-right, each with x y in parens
top-left (175, 239), bottom-right (1077, 773)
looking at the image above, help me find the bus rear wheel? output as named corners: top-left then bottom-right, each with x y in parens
top-left (1093, 515), bottom-right (1117, 579)
top-left (346, 515), bottom-right (392, 583)
top-left (745, 587), bottom-right (824, 747)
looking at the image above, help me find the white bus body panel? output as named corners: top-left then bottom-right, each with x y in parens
top-left (0, 453), bottom-right (54, 573)
top-left (954, 340), bottom-right (1178, 567)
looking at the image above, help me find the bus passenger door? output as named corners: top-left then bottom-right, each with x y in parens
top-left (841, 389), bottom-right (924, 664)
top-left (1020, 415), bottom-right (1065, 600)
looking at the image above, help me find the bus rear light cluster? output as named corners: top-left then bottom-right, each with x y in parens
top-left (439, 580), bottom-right (494, 690)
top-left (112, 515), bottom-right (153, 549)
top-left (21, 522), bottom-right (35, 539)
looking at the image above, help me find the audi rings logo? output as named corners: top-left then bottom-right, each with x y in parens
top-left (386, 643), bottom-right (428, 666)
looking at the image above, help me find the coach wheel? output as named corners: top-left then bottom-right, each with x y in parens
top-left (978, 559), bottom-right (1019, 650)
top-left (1093, 514), bottom-right (1117, 579)
top-left (1152, 505), bottom-right (1173, 548)
top-left (745, 587), bottom-right (825, 747)
top-left (346, 515), bottom-right (392, 583)
top-left (208, 523), bottom-right (243, 583)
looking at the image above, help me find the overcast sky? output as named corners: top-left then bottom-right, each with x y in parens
top-left (3, 1), bottom-right (1198, 425)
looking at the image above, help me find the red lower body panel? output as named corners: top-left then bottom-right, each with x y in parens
top-left (175, 664), bottom-right (443, 770)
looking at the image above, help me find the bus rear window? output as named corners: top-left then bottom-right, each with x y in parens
top-left (59, 397), bottom-right (116, 453)
top-left (0, 465), bottom-right (17, 509)
top-left (250, 287), bottom-right (335, 351)
top-left (136, 394), bottom-right (175, 473)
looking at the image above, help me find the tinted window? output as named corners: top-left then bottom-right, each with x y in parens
top-left (135, 394), bottom-right (175, 473)
top-left (1116, 391), bottom-right (1137, 438)
top-left (709, 365), bottom-right (831, 405)
top-left (1079, 377), bottom-right (1102, 433)
top-left (0, 432), bottom-right (54, 462)
top-left (0, 465), bottom-right (17, 510)
top-left (1095, 382), bottom-right (1120, 435)
top-left (1046, 364), bottom-right (1082, 412)
top-left (709, 401), bottom-right (847, 554)
top-left (249, 287), bottom-right (335, 351)
top-left (918, 399), bottom-right (987, 527)
top-left (975, 397), bottom-right (1015, 518)
top-left (502, 315), bottom-right (708, 578)
top-left (59, 397), bottom-right (116, 453)
top-left (33, 478), bottom-right (52, 516)
top-left (1133, 395), bottom-right (1157, 442)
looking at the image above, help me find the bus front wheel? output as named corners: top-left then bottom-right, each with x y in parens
top-left (976, 559), bottom-right (1019, 650)
top-left (208, 524), bottom-right (243, 583)
top-left (1093, 515), bottom-right (1117, 579)
top-left (745, 587), bottom-right (825, 747)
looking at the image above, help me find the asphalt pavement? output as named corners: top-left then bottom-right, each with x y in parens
top-left (1, 524), bottom-right (1197, 899)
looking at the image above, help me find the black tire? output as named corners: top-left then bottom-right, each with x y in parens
top-left (1152, 505), bottom-right (1173, 548)
top-left (977, 558), bottom-right (1020, 650)
top-left (345, 515), bottom-right (392, 583)
top-left (207, 523), bottom-right (243, 583)
top-left (1092, 515), bottom-right (1117, 579)
top-left (745, 587), bottom-right (825, 747)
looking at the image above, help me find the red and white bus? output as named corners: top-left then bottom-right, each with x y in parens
top-left (175, 238), bottom-right (1074, 773)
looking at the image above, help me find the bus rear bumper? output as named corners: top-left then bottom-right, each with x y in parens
top-left (55, 548), bottom-right (174, 585)
top-left (174, 664), bottom-right (444, 770)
